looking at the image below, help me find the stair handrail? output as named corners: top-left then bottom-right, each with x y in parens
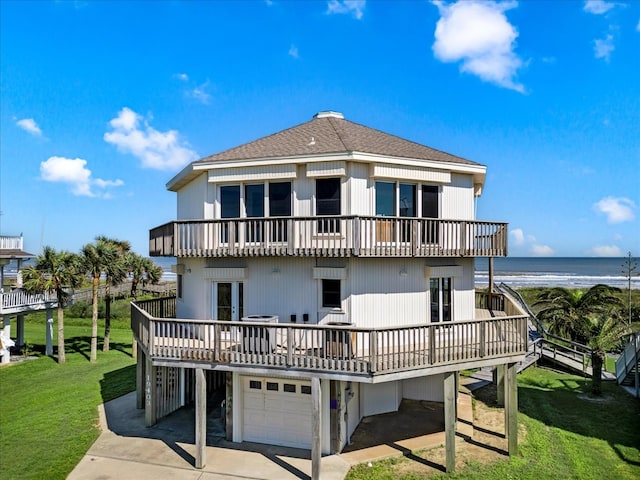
top-left (496, 282), bottom-right (592, 372)
top-left (615, 332), bottom-right (640, 384)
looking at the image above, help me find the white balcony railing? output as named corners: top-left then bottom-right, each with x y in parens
top-left (150, 216), bottom-right (508, 258)
top-left (132, 297), bottom-right (528, 378)
top-left (0, 289), bottom-right (60, 314)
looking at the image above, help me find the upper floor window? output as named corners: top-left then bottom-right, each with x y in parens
top-left (422, 185), bottom-right (438, 219)
top-left (220, 185), bottom-right (241, 219)
top-left (375, 182), bottom-right (439, 219)
top-left (219, 182), bottom-right (291, 218)
top-left (269, 182), bottom-right (292, 217)
top-left (316, 178), bottom-right (341, 233)
top-left (375, 182), bottom-right (416, 217)
top-left (245, 184), bottom-right (264, 218)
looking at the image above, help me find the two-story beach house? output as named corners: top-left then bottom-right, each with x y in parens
top-left (134, 112), bottom-right (528, 477)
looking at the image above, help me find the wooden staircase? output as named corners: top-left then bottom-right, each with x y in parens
top-left (620, 360), bottom-right (639, 386)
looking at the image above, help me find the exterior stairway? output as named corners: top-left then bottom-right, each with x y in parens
top-left (615, 332), bottom-right (640, 398)
top-left (493, 283), bottom-right (615, 381)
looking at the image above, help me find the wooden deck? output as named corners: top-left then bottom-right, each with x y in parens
top-left (132, 297), bottom-right (528, 380)
top-left (149, 216), bottom-right (508, 258)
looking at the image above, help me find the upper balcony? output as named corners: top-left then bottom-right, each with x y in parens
top-left (149, 216), bottom-right (508, 259)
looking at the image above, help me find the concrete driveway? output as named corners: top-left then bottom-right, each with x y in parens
top-left (67, 391), bottom-right (350, 480)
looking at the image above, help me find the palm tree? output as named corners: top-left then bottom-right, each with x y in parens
top-left (126, 253), bottom-right (162, 299)
top-left (533, 284), bottom-right (623, 343)
top-left (587, 314), bottom-right (638, 394)
top-left (21, 247), bottom-right (83, 364)
top-left (81, 238), bottom-right (118, 362)
top-left (96, 236), bottom-right (131, 352)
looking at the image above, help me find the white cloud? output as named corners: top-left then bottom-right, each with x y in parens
top-left (174, 73), bottom-right (189, 82)
top-left (289, 44), bottom-right (299, 59)
top-left (40, 156), bottom-right (123, 198)
top-left (432, 1), bottom-right (525, 93)
top-left (594, 196), bottom-right (636, 223)
top-left (594, 34), bottom-right (614, 61)
top-left (637, 18), bottom-right (640, 31)
top-left (104, 107), bottom-right (199, 170)
top-left (583, 0), bottom-right (615, 15)
top-left (187, 82), bottom-right (212, 105)
top-left (587, 245), bottom-right (623, 257)
top-left (511, 228), bottom-right (546, 255)
top-left (16, 118), bottom-right (43, 136)
top-left (510, 228), bottom-right (525, 246)
top-left (326, 0), bottom-right (365, 20)
top-left (531, 244), bottom-right (554, 257)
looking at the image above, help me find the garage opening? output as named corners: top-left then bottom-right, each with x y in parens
top-left (242, 376), bottom-right (312, 449)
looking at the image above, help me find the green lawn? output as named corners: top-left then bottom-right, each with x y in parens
top-left (0, 315), bottom-right (136, 480)
top-left (2, 307), bottom-right (638, 480)
top-left (347, 367), bottom-right (640, 480)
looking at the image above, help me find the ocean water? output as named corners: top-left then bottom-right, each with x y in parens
top-left (475, 257), bottom-right (639, 290)
top-left (149, 256), bottom-right (640, 290)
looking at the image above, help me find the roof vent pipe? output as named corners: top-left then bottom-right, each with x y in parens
top-left (313, 111), bottom-right (344, 119)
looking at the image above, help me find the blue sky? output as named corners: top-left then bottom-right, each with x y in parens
top-left (1, 0), bottom-right (638, 258)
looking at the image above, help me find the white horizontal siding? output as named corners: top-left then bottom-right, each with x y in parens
top-left (349, 259), bottom-right (428, 328)
top-left (371, 163), bottom-right (450, 184)
top-left (348, 162), bottom-right (369, 215)
top-left (402, 375), bottom-right (444, 402)
top-left (177, 173), bottom-right (208, 220)
top-left (306, 161), bottom-right (346, 177)
top-left (441, 173), bottom-right (475, 220)
top-left (208, 164), bottom-right (297, 182)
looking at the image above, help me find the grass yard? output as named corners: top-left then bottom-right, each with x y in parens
top-left (0, 311), bottom-right (136, 480)
top-left (2, 300), bottom-right (638, 480)
top-left (346, 367), bottom-right (640, 480)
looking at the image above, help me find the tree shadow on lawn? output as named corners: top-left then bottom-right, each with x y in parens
top-left (100, 364), bottom-right (137, 403)
top-left (501, 374), bottom-right (640, 467)
top-left (66, 336), bottom-right (133, 360)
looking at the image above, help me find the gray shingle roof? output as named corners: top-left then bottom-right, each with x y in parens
top-left (195, 112), bottom-right (480, 166)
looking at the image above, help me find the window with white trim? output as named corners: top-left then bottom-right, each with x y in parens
top-left (322, 279), bottom-right (341, 308)
top-left (316, 178), bottom-right (341, 233)
top-left (430, 277), bottom-right (452, 323)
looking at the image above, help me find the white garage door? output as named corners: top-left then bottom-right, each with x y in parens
top-left (242, 376), bottom-right (312, 449)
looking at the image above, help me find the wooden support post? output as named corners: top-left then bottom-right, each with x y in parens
top-left (495, 364), bottom-right (504, 407)
top-left (136, 350), bottom-right (145, 409)
top-left (488, 257), bottom-right (494, 293)
top-left (16, 314), bottom-right (24, 349)
top-left (195, 368), bottom-right (207, 469)
top-left (225, 372), bottom-right (233, 441)
top-left (311, 377), bottom-right (322, 480)
top-left (444, 371), bottom-right (457, 473)
top-left (505, 362), bottom-right (518, 456)
top-left (1, 316), bottom-right (10, 364)
top-left (144, 355), bottom-right (157, 427)
top-left (45, 309), bottom-right (53, 356)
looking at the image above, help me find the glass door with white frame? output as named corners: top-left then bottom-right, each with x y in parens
top-left (213, 281), bottom-right (244, 324)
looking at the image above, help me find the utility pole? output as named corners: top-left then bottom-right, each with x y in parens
top-left (622, 252), bottom-right (638, 325)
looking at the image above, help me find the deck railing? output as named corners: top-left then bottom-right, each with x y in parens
top-left (0, 289), bottom-right (60, 314)
top-left (149, 216), bottom-right (507, 258)
top-left (132, 297), bottom-right (527, 377)
top-left (0, 235), bottom-right (24, 250)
